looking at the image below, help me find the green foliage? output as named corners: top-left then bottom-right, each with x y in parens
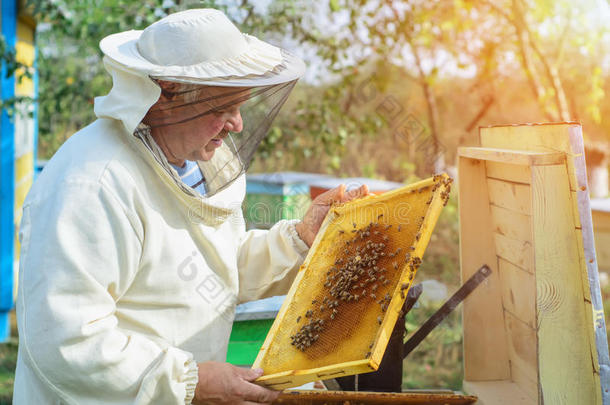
top-left (403, 302), bottom-right (463, 390)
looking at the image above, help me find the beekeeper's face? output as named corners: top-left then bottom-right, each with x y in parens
top-left (145, 82), bottom-right (247, 163)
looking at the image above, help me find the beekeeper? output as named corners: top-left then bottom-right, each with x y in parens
top-left (13, 9), bottom-right (368, 405)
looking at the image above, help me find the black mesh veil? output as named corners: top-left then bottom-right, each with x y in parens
top-left (134, 79), bottom-right (297, 197)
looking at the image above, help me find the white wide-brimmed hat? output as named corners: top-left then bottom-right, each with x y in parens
top-left (100, 8), bottom-right (305, 87)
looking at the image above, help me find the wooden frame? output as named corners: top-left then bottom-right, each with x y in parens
top-left (458, 123), bottom-right (609, 404)
top-left (254, 176), bottom-right (451, 390)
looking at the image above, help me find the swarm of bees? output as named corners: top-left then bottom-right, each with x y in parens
top-left (289, 175), bottom-right (450, 353)
top-left (290, 221), bottom-right (422, 352)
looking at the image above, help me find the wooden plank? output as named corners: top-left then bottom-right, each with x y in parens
top-left (274, 391), bottom-right (478, 404)
top-left (459, 147), bottom-right (565, 166)
top-left (462, 380), bottom-right (535, 405)
top-left (494, 233), bottom-right (534, 274)
top-left (571, 191), bottom-right (582, 229)
top-left (488, 178), bottom-right (531, 215)
top-left (568, 126), bottom-right (608, 398)
top-left (486, 161), bottom-right (532, 184)
top-left (498, 259), bottom-right (536, 328)
top-left (480, 124), bottom-right (578, 192)
top-left (510, 360), bottom-right (539, 404)
top-left (490, 205), bottom-right (532, 243)
top-left (504, 311), bottom-right (538, 400)
top-left (458, 156), bottom-right (510, 381)
top-left (532, 164), bottom-right (598, 404)
top-left (575, 230), bottom-right (592, 303)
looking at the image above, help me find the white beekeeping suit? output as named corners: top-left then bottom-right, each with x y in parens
top-left (13, 9), bottom-right (309, 404)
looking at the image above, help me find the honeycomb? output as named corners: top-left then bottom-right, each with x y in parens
top-left (254, 174), bottom-right (452, 390)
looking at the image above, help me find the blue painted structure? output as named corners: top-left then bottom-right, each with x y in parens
top-left (0, 0), bottom-right (18, 340)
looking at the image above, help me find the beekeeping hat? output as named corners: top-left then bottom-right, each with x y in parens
top-left (100, 8), bottom-right (304, 86)
top-left (96, 8), bottom-right (305, 197)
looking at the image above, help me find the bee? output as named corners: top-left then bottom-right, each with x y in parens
top-left (371, 284), bottom-right (378, 291)
top-left (377, 214), bottom-right (384, 219)
top-left (330, 313), bottom-right (335, 320)
top-left (383, 279), bottom-right (390, 286)
top-left (370, 293), bottom-right (376, 299)
top-left (385, 224), bottom-right (392, 230)
top-left (312, 299), bottom-right (318, 305)
top-left (319, 305), bottom-right (325, 311)
top-left (415, 232), bottom-right (421, 241)
top-left (339, 230), bottom-right (345, 234)
top-left (306, 310), bottom-right (313, 318)
top-left (297, 316), bottom-right (301, 323)
top-left (393, 262), bottom-right (398, 270)
top-left (396, 248), bottom-right (402, 255)
top-left (377, 316), bottom-right (383, 324)
top-left (353, 222), bottom-right (357, 228)
top-left (369, 342), bottom-right (374, 349)
top-left (400, 290), bottom-right (405, 299)
top-left (408, 273), bottom-right (414, 280)
top-left (397, 224), bottom-right (402, 232)
top-left (365, 351), bottom-right (371, 358)
top-left (426, 196), bottom-right (433, 204)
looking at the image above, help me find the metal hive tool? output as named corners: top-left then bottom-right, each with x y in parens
top-left (253, 174), bottom-right (453, 390)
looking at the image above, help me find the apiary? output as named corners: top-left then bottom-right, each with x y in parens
top-left (253, 174), bottom-right (452, 390)
top-left (244, 172), bottom-right (328, 229)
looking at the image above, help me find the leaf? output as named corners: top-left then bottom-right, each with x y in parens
top-left (329, 0), bottom-right (340, 12)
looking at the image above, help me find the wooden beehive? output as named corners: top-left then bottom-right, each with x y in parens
top-left (458, 123), bottom-right (610, 404)
top-left (253, 175), bottom-right (452, 390)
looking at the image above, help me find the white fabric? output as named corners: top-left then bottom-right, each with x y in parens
top-left (14, 50), bottom-right (309, 404)
top-left (99, 9), bottom-right (290, 82)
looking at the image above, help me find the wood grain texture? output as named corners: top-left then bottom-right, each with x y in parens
top-left (479, 123), bottom-right (580, 192)
top-left (490, 205), bottom-right (532, 243)
top-left (487, 178), bottom-right (531, 215)
top-left (458, 147), bottom-right (565, 166)
top-left (462, 381), bottom-right (535, 405)
top-left (532, 164), bottom-right (598, 404)
top-left (486, 161), bottom-right (532, 184)
top-left (494, 233), bottom-right (534, 274)
top-left (458, 155), bottom-right (510, 381)
top-left (504, 311), bottom-right (538, 400)
top-left (498, 258), bottom-right (536, 328)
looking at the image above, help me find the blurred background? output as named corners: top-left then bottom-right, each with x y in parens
top-left (1, 0), bottom-right (610, 402)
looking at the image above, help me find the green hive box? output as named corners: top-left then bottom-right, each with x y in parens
top-left (227, 296), bottom-right (285, 366)
top-left (244, 172), bottom-right (328, 229)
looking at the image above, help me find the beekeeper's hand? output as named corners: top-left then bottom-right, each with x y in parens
top-left (296, 184), bottom-right (370, 247)
top-left (192, 362), bottom-right (279, 405)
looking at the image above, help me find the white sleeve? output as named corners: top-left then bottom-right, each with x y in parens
top-left (16, 179), bottom-right (198, 405)
top-left (236, 219), bottom-right (309, 303)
